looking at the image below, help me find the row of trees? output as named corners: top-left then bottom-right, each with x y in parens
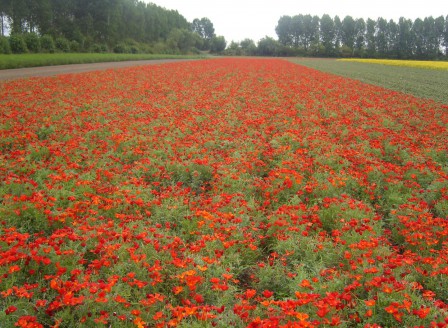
top-left (275, 14), bottom-right (448, 59)
top-left (0, 0), bottom-right (227, 54)
top-left (223, 37), bottom-right (297, 57)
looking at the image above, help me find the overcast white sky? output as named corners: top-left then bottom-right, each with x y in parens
top-left (148, 0), bottom-right (447, 43)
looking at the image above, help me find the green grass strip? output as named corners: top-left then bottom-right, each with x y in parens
top-left (0, 53), bottom-right (205, 70)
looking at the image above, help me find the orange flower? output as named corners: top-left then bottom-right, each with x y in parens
top-left (364, 299), bottom-right (376, 307)
top-left (133, 317), bottom-right (146, 328)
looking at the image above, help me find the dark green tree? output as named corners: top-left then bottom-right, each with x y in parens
top-left (412, 18), bottom-right (425, 58)
top-left (240, 38), bottom-right (257, 55)
top-left (398, 17), bottom-right (412, 58)
top-left (354, 18), bottom-right (366, 57)
top-left (320, 14), bottom-right (335, 56)
top-left (291, 15), bottom-right (304, 48)
top-left (333, 15), bottom-right (342, 53)
top-left (302, 14), bottom-right (318, 51)
top-left (257, 36), bottom-right (281, 56)
top-left (7, 0), bottom-right (29, 33)
top-left (192, 17), bottom-right (215, 49)
top-left (423, 16), bottom-right (438, 58)
top-left (434, 15), bottom-right (445, 57)
top-left (387, 19), bottom-right (399, 58)
top-left (275, 15), bottom-right (293, 46)
top-left (167, 28), bottom-right (196, 53)
top-left (226, 40), bottom-right (241, 55)
top-left (34, 0), bottom-right (52, 35)
top-left (376, 17), bottom-right (388, 57)
top-left (365, 18), bottom-right (376, 57)
top-left (341, 15), bottom-right (356, 52)
top-left (444, 15), bottom-right (448, 55)
top-left (0, 0), bottom-right (11, 36)
top-left (210, 35), bottom-right (226, 53)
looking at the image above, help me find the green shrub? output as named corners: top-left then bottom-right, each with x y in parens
top-left (113, 43), bottom-right (130, 53)
top-left (130, 45), bottom-right (139, 54)
top-left (69, 40), bottom-right (80, 52)
top-left (137, 42), bottom-right (153, 54)
top-left (9, 34), bottom-right (28, 53)
top-left (24, 33), bottom-right (40, 53)
top-left (40, 35), bottom-right (55, 53)
top-left (152, 42), bottom-right (169, 54)
top-left (90, 43), bottom-right (108, 53)
top-left (55, 37), bottom-right (70, 52)
top-left (0, 36), bottom-right (11, 54)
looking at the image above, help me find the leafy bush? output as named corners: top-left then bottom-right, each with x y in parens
top-left (137, 43), bottom-right (153, 54)
top-left (90, 43), bottom-right (108, 53)
top-left (55, 37), bottom-right (70, 52)
top-left (130, 45), bottom-right (139, 54)
top-left (69, 40), bottom-right (80, 52)
top-left (9, 34), bottom-right (28, 53)
top-left (0, 36), bottom-right (11, 54)
top-left (167, 29), bottom-right (198, 54)
top-left (113, 43), bottom-right (130, 53)
top-left (210, 35), bottom-right (227, 53)
top-left (40, 35), bottom-right (55, 53)
top-left (24, 33), bottom-right (40, 53)
top-left (340, 45), bottom-right (353, 57)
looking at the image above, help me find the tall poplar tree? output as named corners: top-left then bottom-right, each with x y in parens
top-left (320, 14), bottom-right (335, 56)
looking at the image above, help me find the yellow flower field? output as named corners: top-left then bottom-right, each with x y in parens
top-left (338, 58), bottom-right (448, 70)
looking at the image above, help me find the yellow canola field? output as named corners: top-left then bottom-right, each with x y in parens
top-left (338, 58), bottom-right (448, 71)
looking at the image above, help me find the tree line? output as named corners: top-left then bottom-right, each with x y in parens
top-left (209, 14), bottom-right (448, 59)
top-left (0, 0), bottom-right (227, 54)
top-left (274, 14), bottom-right (448, 59)
top-left (1, 1), bottom-right (446, 59)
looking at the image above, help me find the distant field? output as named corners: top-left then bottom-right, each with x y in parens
top-left (339, 58), bottom-right (448, 71)
top-left (288, 58), bottom-right (448, 104)
top-left (0, 53), bottom-right (204, 70)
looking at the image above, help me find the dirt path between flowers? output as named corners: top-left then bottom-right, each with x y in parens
top-left (0, 59), bottom-right (199, 81)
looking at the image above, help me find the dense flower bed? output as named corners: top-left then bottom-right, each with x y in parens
top-left (1, 59), bottom-right (447, 327)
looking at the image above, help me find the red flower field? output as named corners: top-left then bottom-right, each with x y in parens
top-left (1, 58), bottom-right (447, 327)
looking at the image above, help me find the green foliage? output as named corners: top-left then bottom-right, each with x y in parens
top-left (192, 17), bottom-right (215, 50)
top-left (55, 37), bottom-right (70, 52)
top-left (168, 163), bottom-right (213, 194)
top-left (90, 43), bottom-right (108, 53)
top-left (1, 0), bottom-right (191, 53)
top-left (24, 33), bottom-right (40, 53)
top-left (9, 34), bottom-right (28, 53)
top-left (257, 37), bottom-right (282, 56)
top-left (209, 36), bottom-right (227, 53)
top-left (240, 39), bottom-right (257, 55)
top-left (225, 41), bottom-right (242, 56)
top-left (0, 36), bottom-right (11, 54)
top-left (275, 14), bottom-right (448, 59)
top-left (0, 53), bottom-right (203, 70)
top-left (36, 125), bottom-right (54, 141)
top-left (167, 29), bottom-right (197, 54)
top-left (40, 34), bottom-right (55, 53)
top-left (69, 40), bottom-right (80, 52)
top-left (113, 43), bottom-right (131, 54)
top-left (340, 44), bottom-right (353, 57)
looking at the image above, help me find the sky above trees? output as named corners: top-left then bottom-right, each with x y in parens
top-left (150, 0), bottom-right (447, 42)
